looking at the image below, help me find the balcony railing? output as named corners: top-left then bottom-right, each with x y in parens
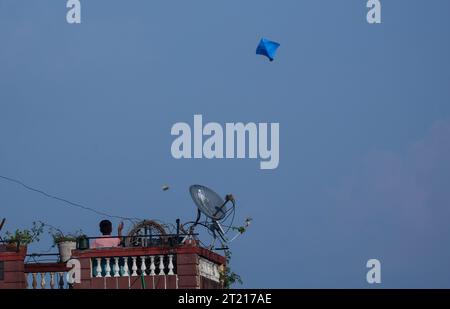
top-left (91, 254), bottom-right (175, 278)
top-left (24, 262), bottom-right (70, 289)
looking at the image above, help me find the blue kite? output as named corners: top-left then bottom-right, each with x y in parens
top-left (256, 38), bottom-right (280, 62)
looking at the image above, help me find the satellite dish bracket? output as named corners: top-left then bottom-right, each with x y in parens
top-left (194, 209), bottom-right (201, 225)
top-left (213, 201), bottom-right (228, 218)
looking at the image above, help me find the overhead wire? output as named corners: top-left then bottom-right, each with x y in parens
top-left (0, 174), bottom-right (143, 225)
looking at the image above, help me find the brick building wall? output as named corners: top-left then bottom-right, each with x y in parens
top-left (0, 245), bottom-right (27, 289)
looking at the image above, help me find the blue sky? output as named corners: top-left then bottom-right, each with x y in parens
top-left (1, 0), bottom-right (450, 288)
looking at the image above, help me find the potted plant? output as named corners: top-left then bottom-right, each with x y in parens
top-left (76, 233), bottom-right (90, 250)
top-left (3, 221), bottom-right (44, 255)
top-left (49, 227), bottom-right (83, 262)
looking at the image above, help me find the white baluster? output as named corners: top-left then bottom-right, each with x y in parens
top-left (140, 256), bottom-right (147, 276)
top-left (96, 258), bottom-right (102, 278)
top-left (32, 273), bottom-right (37, 289)
top-left (131, 257), bottom-right (138, 276)
top-left (168, 255), bottom-right (174, 275)
top-left (123, 257), bottom-right (129, 276)
top-left (113, 257), bottom-right (120, 277)
top-left (105, 258), bottom-right (112, 277)
top-left (58, 272), bottom-right (64, 289)
top-left (158, 255), bottom-right (165, 275)
top-left (149, 256), bottom-right (156, 275)
top-left (40, 273), bottom-right (46, 289)
top-left (50, 273), bottom-right (55, 289)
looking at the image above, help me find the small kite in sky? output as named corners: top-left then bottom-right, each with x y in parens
top-left (256, 38), bottom-right (280, 62)
top-left (162, 185), bottom-right (170, 191)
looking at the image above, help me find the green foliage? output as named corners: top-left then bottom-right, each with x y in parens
top-left (220, 250), bottom-right (243, 289)
top-left (4, 221), bottom-right (44, 246)
top-left (219, 217), bottom-right (252, 288)
top-left (48, 227), bottom-right (84, 245)
top-left (235, 226), bottom-right (246, 234)
top-left (232, 217), bottom-right (253, 234)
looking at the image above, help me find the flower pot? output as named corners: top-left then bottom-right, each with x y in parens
top-left (76, 237), bottom-right (90, 250)
top-left (57, 241), bottom-right (77, 262)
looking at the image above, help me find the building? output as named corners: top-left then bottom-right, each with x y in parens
top-left (0, 239), bottom-right (226, 289)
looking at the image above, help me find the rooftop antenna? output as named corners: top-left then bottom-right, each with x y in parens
top-left (0, 218), bottom-right (5, 242)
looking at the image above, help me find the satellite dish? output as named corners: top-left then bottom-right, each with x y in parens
top-left (184, 185), bottom-right (237, 249)
top-left (189, 185), bottom-right (227, 220)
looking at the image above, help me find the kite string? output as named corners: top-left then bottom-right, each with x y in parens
top-left (0, 174), bottom-right (142, 224)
